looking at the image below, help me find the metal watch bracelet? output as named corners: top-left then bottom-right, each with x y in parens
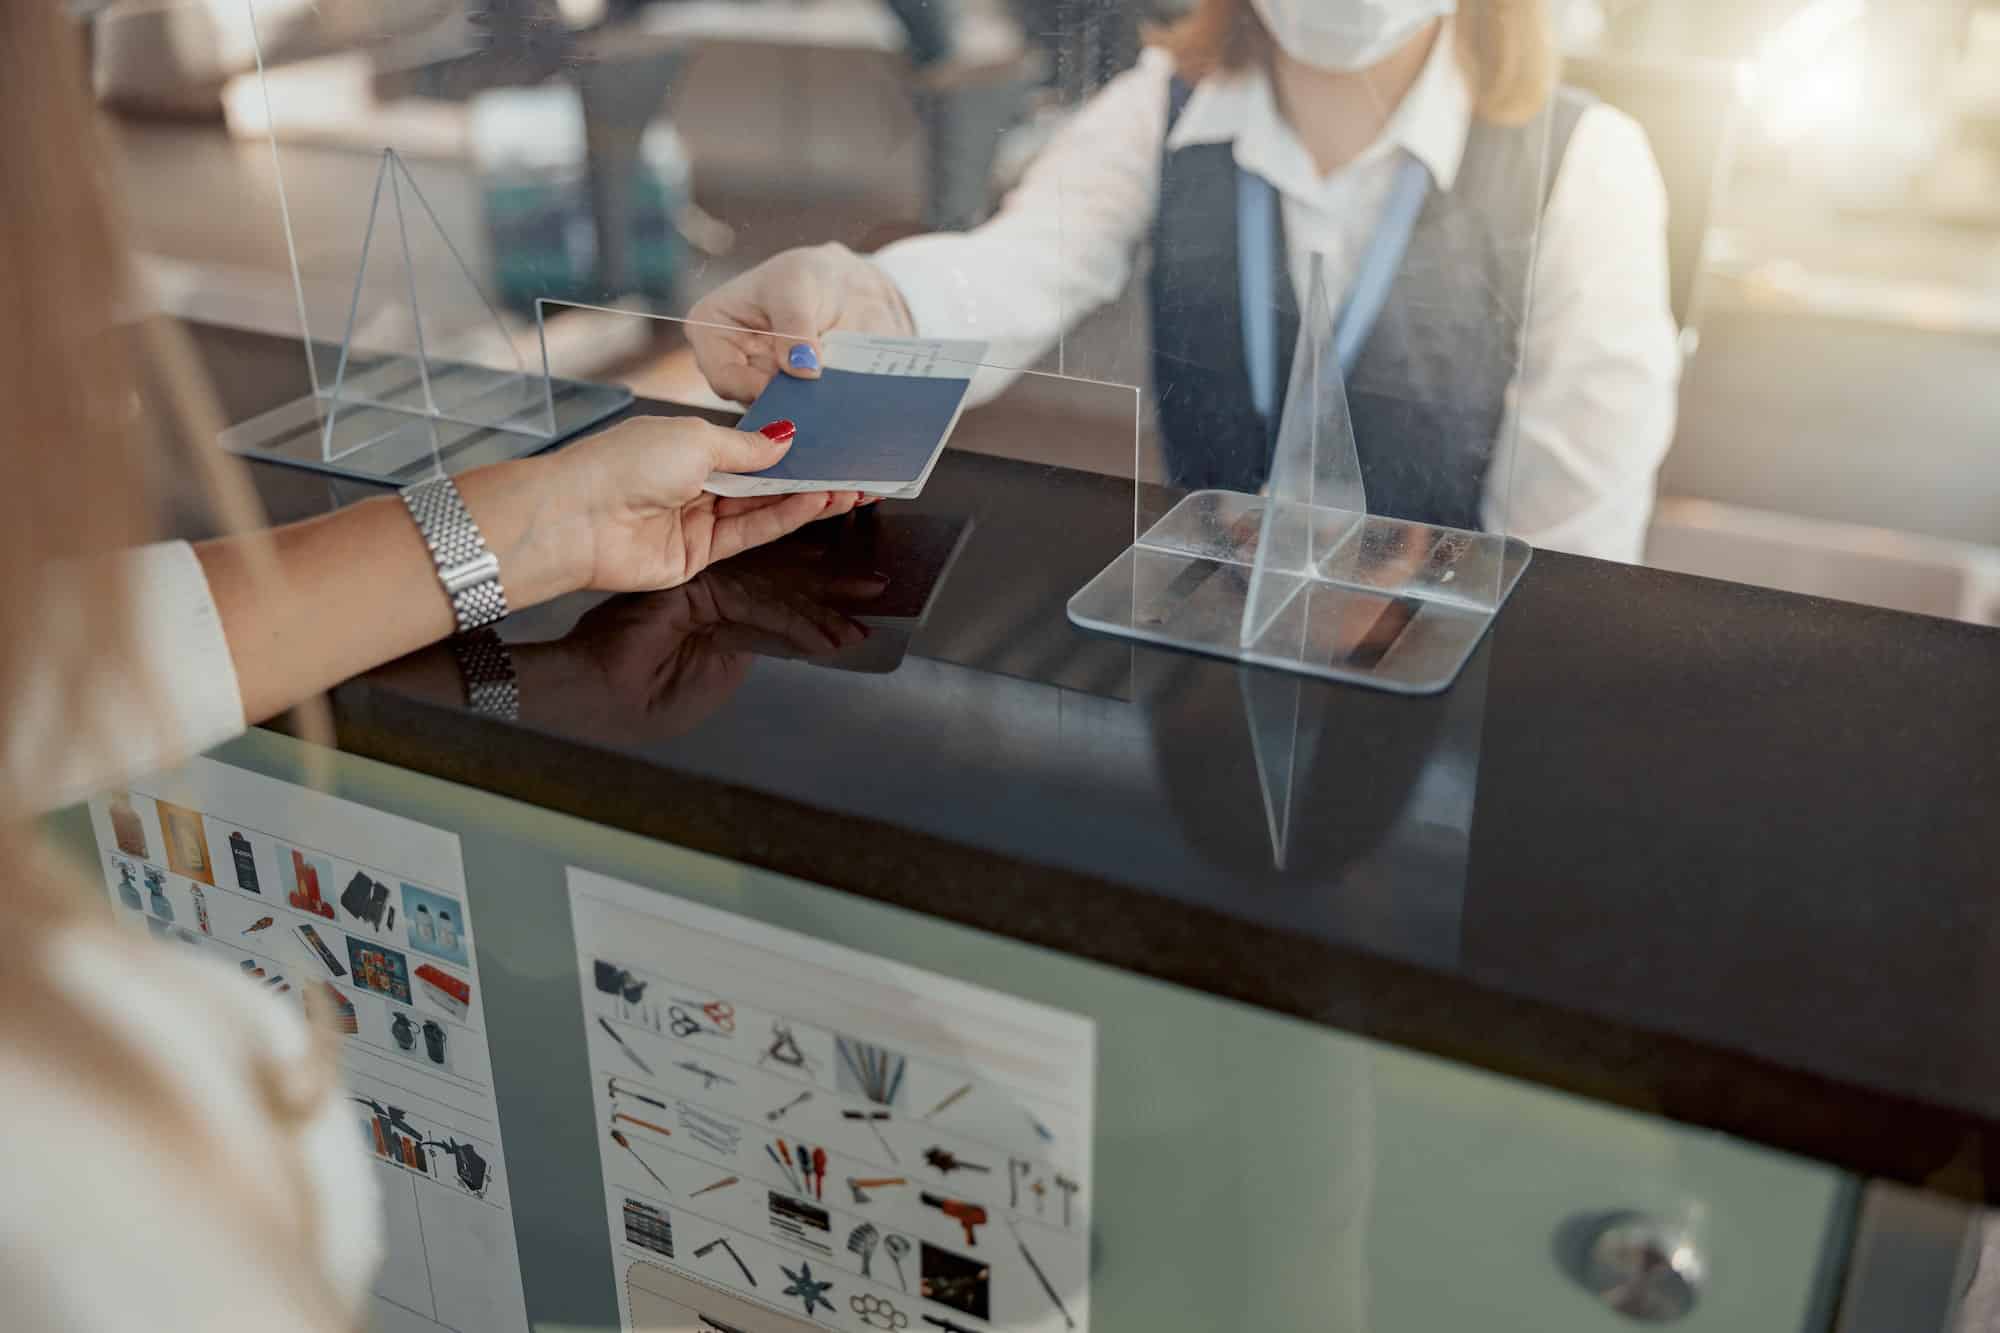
top-left (400, 474), bottom-right (509, 633)
top-left (450, 629), bottom-right (520, 721)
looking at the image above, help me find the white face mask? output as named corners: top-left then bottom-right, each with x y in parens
top-left (1249, 0), bottom-right (1458, 72)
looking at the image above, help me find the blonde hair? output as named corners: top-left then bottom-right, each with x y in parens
top-left (1152, 0), bottom-right (1559, 126)
top-left (0, 5), bottom-right (322, 888)
top-left (0, 8), bottom-right (349, 1323)
top-left (0, 1), bottom-right (152, 840)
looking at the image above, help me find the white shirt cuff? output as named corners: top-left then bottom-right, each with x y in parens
top-left (9, 541), bottom-right (246, 813)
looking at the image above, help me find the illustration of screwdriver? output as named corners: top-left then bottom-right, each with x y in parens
top-left (1006, 1214), bottom-right (1074, 1329)
top-left (611, 1128), bottom-right (669, 1193)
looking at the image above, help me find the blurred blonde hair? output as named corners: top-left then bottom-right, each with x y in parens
top-left (0, 2), bottom-right (315, 899)
top-left (0, 9), bottom-right (347, 1323)
top-left (1153, 0), bottom-right (1560, 126)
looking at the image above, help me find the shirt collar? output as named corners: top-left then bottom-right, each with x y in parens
top-left (1164, 18), bottom-right (1472, 196)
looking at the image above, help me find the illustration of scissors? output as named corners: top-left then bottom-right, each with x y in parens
top-left (671, 998), bottom-right (736, 1034)
top-left (669, 1003), bottom-right (734, 1038)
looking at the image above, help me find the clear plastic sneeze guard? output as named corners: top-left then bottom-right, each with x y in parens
top-left (210, 0), bottom-right (1071, 486)
top-left (217, 147), bottom-right (635, 484)
top-left (1070, 99), bottom-right (1557, 695)
top-left (1068, 253), bottom-right (1530, 696)
top-left (217, 1), bottom-right (633, 483)
top-left (534, 301), bottom-right (1139, 506)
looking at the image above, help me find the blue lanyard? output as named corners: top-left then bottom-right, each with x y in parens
top-left (1235, 155), bottom-right (1432, 420)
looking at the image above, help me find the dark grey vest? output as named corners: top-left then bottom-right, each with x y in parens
top-left (1148, 81), bottom-right (1591, 528)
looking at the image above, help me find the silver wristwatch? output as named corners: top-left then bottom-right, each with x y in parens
top-left (400, 475), bottom-right (509, 632)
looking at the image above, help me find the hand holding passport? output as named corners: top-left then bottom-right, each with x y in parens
top-left (703, 333), bottom-right (990, 500)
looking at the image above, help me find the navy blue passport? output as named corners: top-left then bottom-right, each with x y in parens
top-left (727, 368), bottom-right (972, 495)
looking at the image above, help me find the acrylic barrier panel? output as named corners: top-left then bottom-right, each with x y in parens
top-left (216, 0), bottom-right (1165, 485)
top-left (1231, 252), bottom-right (1527, 691)
top-left (1080, 86), bottom-right (1557, 691)
top-left (1133, 96), bottom-right (1557, 542)
top-left (534, 297), bottom-right (1139, 698)
top-left (1471, 94), bottom-right (1557, 559)
top-left (218, 1), bottom-right (560, 481)
top-left (234, 0), bottom-right (1081, 359)
top-left (537, 296), bottom-right (1138, 502)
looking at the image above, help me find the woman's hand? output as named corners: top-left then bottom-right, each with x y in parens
top-left (462, 414), bottom-right (864, 608)
top-left (203, 413), bottom-right (860, 726)
top-left (688, 243), bottom-right (917, 403)
top-left (371, 562), bottom-right (885, 746)
top-left (526, 565), bottom-right (883, 741)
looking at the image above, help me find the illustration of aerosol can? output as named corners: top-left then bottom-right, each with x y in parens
top-left (190, 884), bottom-right (211, 936)
top-left (422, 1020), bottom-right (447, 1066)
top-left (114, 860), bottom-right (142, 911)
top-left (229, 831), bottom-right (261, 894)
top-left (437, 909), bottom-right (458, 955)
top-left (144, 867), bottom-right (173, 922)
top-left (414, 904), bottom-right (435, 949)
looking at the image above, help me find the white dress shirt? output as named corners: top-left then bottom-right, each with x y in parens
top-left (7, 925), bottom-right (383, 1332)
top-left (7, 541), bottom-right (246, 814)
top-left (874, 32), bottom-right (1681, 562)
top-left (4, 544), bottom-right (378, 1330)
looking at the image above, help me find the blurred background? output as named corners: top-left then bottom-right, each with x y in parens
top-left (79, 0), bottom-right (2000, 626)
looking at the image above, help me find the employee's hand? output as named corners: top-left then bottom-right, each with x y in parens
top-left (688, 243), bottom-right (917, 404)
top-left (476, 414), bottom-right (866, 608)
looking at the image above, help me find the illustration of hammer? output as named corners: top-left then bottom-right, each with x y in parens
top-left (1053, 1174), bottom-right (1080, 1225)
top-left (608, 1075), bottom-right (668, 1110)
top-left (614, 1111), bottom-right (673, 1139)
top-left (848, 1175), bottom-right (908, 1205)
top-left (921, 1192), bottom-right (988, 1247)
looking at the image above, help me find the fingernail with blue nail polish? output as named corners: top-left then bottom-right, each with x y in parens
top-left (787, 343), bottom-right (819, 372)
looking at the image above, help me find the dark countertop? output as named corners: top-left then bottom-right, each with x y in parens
top-left (206, 324), bottom-right (2000, 1201)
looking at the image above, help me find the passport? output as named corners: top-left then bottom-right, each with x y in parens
top-left (703, 333), bottom-right (988, 499)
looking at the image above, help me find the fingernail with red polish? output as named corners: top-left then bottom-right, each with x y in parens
top-left (758, 419), bottom-right (797, 443)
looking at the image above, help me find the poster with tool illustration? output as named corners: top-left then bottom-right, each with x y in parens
top-left (86, 759), bottom-right (528, 1333)
top-left (568, 867), bottom-right (1095, 1333)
